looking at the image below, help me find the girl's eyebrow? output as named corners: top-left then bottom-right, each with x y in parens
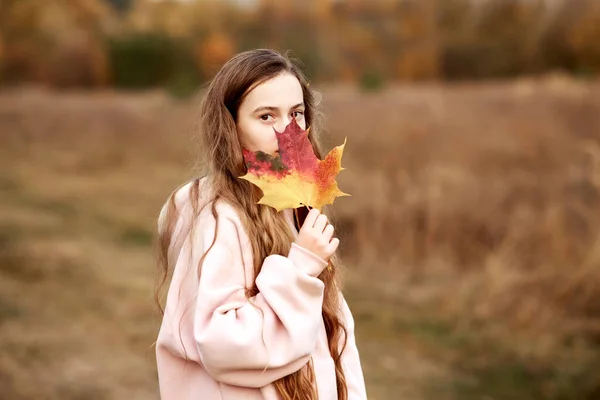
top-left (252, 106), bottom-right (277, 114)
top-left (291, 102), bottom-right (305, 109)
top-left (252, 103), bottom-right (304, 114)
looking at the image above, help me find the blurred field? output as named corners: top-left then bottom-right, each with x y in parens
top-left (1, 75), bottom-right (600, 399)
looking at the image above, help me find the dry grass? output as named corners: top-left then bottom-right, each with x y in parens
top-left (1, 75), bottom-right (600, 399)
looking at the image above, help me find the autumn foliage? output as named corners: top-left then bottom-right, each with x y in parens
top-left (1, 0), bottom-right (600, 89)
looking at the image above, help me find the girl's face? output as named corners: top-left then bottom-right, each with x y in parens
top-left (237, 72), bottom-right (306, 156)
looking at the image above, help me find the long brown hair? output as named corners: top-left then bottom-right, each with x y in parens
top-left (155, 49), bottom-right (348, 400)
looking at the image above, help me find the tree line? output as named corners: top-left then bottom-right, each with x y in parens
top-left (0, 0), bottom-right (598, 93)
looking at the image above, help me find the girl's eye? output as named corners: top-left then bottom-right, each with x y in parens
top-left (292, 111), bottom-right (304, 119)
top-left (260, 114), bottom-right (274, 121)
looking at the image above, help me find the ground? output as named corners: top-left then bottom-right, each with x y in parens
top-left (1, 76), bottom-right (600, 399)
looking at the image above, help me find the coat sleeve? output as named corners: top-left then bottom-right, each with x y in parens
top-left (339, 293), bottom-right (368, 399)
top-left (189, 203), bottom-right (327, 388)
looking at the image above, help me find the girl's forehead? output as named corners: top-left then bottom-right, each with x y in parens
top-left (243, 73), bottom-right (304, 107)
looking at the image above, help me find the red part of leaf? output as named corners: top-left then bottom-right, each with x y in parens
top-left (275, 119), bottom-right (318, 176)
top-left (240, 119), bottom-right (349, 211)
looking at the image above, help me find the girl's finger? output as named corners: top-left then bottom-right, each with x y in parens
top-left (303, 208), bottom-right (320, 229)
top-left (314, 214), bottom-right (328, 232)
top-left (323, 224), bottom-right (334, 241)
top-left (325, 237), bottom-right (340, 255)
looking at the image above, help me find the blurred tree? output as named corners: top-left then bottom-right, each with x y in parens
top-left (126, 0), bottom-right (186, 36)
top-left (435, 0), bottom-right (472, 38)
top-left (537, 0), bottom-right (591, 75)
top-left (103, 0), bottom-right (133, 13)
top-left (567, 0), bottom-right (600, 76)
top-left (328, 1), bottom-right (387, 82)
top-left (108, 33), bottom-right (176, 88)
top-left (119, 0), bottom-right (244, 92)
top-left (1, 0), bottom-right (599, 87)
top-left (474, 0), bottom-right (544, 75)
top-left (326, 0), bottom-right (439, 83)
top-left (440, 0), bottom-right (545, 79)
top-left (0, 0), bottom-right (45, 84)
top-left (394, 0), bottom-right (440, 81)
top-left (0, 0), bottom-right (113, 87)
top-left (194, 32), bottom-right (235, 79)
top-left (255, 0), bottom-right (322, 80)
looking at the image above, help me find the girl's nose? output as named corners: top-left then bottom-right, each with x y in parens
top-left (274, 116), bottom-right (292, 132)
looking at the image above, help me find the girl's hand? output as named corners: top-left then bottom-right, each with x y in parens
top-left (294, 208), bottom-right (339, 262)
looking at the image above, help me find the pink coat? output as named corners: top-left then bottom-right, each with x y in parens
top-left (155, 180), bottom-right (368, 399)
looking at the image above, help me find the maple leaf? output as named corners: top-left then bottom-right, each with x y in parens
top-left (240, 119), bottom-right (350, 212)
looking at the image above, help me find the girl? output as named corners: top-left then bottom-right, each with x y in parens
top-left (154, 49), bottom-right (367, 400)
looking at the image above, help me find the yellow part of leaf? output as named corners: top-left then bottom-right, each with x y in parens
top-left (240, 170), bottom-right (349, 212)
